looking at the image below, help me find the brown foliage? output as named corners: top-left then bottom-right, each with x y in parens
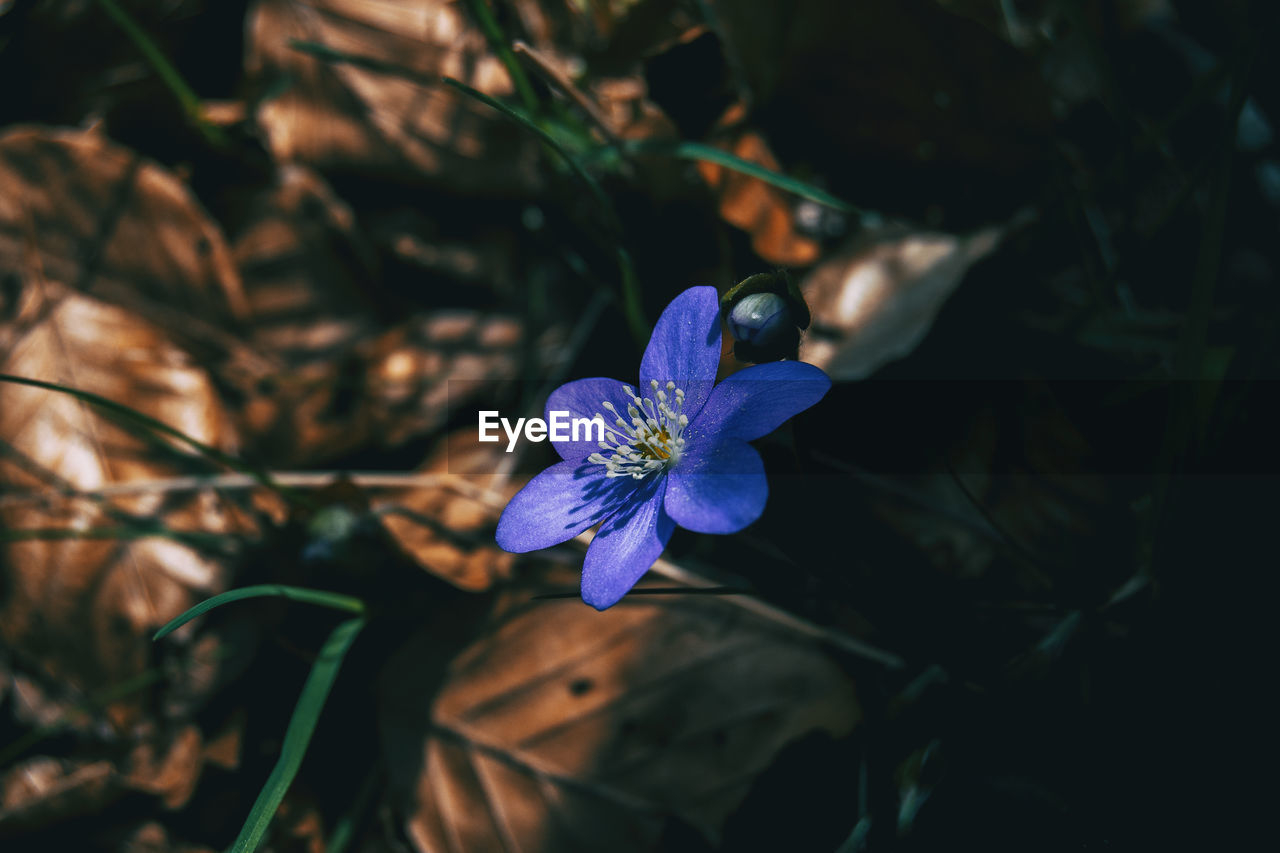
top-left (246, 0), bottom-right (543, 193)
top-left (384, 567), bottom-right (859, 851)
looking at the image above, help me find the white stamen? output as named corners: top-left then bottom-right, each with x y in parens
top-left (590, 382), bottom-right (690, 479)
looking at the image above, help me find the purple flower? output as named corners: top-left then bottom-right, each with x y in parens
top-left (496, 286), bottom-right (830, 609)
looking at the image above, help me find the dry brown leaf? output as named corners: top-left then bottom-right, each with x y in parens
top-left (0, 125), bottom-right (248, 327)
top-left (201, 708), bottom-right (246, 771)
top-left (230, 163), bottom-right (378, 363)
top-left (243, 308), bottom-right (531, 465)
top-left (246, 0), bottom-right (542, 192)
top-left (116, 820), bottom-right (218, 853)
top-left (383, 567), bottom-right (859, 851)
top-left (224, 160), bottom-right (544, 465)
top-left (696, 121), bottom-right (821, 266)
top-left (223, 161), bottom-right (379, 461)
top-left (0, 758), bottom-right (118, 834)
top-left (274, 793), bottom-right (328, 853)
top-left (0, 280), bottom-right (239, 733)
top-left (380, 431), bottom-right (519, 592)
top-left (798, 224), bottom-right (1006, 380)
top-left (0, 733), bottom-right (206, 835)
top-left (366, 311), bottom-right (529, 448)
top-left (123, 724), bottom-right (204, 810)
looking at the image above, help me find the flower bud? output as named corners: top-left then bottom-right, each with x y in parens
top-left (728, 292), bottom-right (792, 345)
top-left (719, 271), bottom-right (812, 363)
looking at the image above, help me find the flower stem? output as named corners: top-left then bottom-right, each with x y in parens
top-left (94, 0), bottom-right (229, 148)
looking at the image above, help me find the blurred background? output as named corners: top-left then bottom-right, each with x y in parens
top-left (0, 0), bottom-right (1275, 850)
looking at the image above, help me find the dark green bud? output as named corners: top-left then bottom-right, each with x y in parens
top-left (719, 271), bottom-right (811, 363)
top-left (728, 293), bottom-right (791, 344)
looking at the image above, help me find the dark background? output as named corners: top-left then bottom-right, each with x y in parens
top-left (1, 0), bottom-right (1275, 850)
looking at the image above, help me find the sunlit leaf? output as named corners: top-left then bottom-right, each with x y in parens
top-left (383, 567), bottom-right (860, 850)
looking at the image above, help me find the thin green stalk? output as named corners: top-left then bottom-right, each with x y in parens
top-left (0, 374), bottom-right (311, 509)
top-left (614, 139), bottom-right (859, 213)
top-left (230, 617), bottom-right (366, 853)
top-left (1, 525), bottom-right (234, 550)
top-left (0, 434), bottom-right (241, 545)
top-left (615, 246), bottom-right (647, 347)
top-left (325, 767), bottom-right (380, 853)
top-left (443, 77), bottom-right (611, 221)
top-left (289, 40), bottom-right (436, 84)
top-left (153, 584), bottom-right (365, 641)
top-left (1148, 23), bottom-right (1260, 577)
top-left (442, 76), bottom-right (649, 344)
top-left (465, 0), bottom-right (539, 115)
top-left (94, 0), bottom-right (228, 148)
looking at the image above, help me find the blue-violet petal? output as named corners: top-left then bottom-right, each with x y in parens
top-left (544, 376), bottom-right (636, 462)
top-left (496, 460), bottom-right (641, 553)
top-left (687, 360), bottom-right (830, 444)
top-left (664, 438), bottom-right (767, 534)
top-left (638, 286), bottom-right (722, 420)
top-left (581, 477), bottom-right (674, 609)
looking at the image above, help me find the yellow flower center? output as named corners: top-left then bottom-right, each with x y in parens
top-left (587, 381), bottom-right (688, 479)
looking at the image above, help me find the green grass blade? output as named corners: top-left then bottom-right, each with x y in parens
top-left (0, 374), bottom-right (311, 508)
top-left (615, 245), bottom-right (647, 346)
top-left (443, 77), bottom-right (613, 223)
top-left (441, 77), bottom-right (650, 344)
top-left (152, 585), bottom-right (365, 641)
top-left (94, 0), bottom-right (228, 148)
top-left (465, 0), bottom-right (539, 114)
top-left (324, 766), bottom-right (380, 853)
top-left (618, 138), bottom-right (859, 213)
top-left (230, 616), bottom-right (366, 853)
top-left (288, 40), bottom-right (436, 84)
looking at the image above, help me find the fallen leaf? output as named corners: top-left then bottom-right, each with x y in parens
top-left (798, 223), bottom-right (1006, 380)
top-left (382, 566), bottom-right (859, 851)
top-left (696, 121), bottom-right (821, 266)
top-left (124, 724), bottom-right (204, 810)
top-left (380, 431), bottom-right (518, 592)
top-left (0, 280), bottom-right (239, 733)
top-left (246, 0), bottom-right (543, 192)
top-left (0, 758), bottom-right (118, 835)
top-left (367, 311), bottom-right (532, 446)
top-left (200, 709), bottom-right (246, 771)
top-left (115, 820), bottom-right (218, 853)
top-left (370, 205), bottom-right (517, 293)
top-left (0, 125), bottom-right (248, 327)
top-left (229, 163), bottom-right (378, 364)
top-left (243, 308), bottom-right (532, 465)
